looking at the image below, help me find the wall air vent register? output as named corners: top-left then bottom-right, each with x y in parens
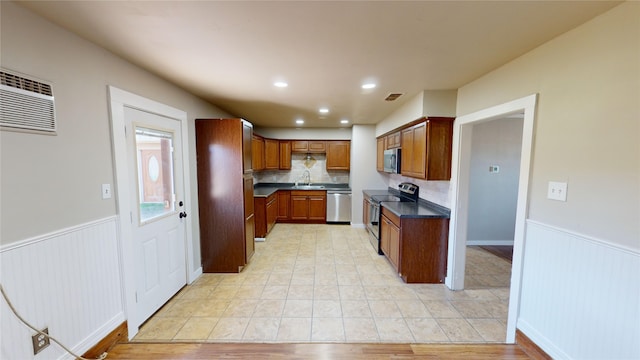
top-left (0, 69), bottom-right (56, 134)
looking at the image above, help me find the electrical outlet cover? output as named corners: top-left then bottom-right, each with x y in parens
top-left (32, 328), bottom-right (50, 355)
top-left (547, 181), bottom-right (568, 201)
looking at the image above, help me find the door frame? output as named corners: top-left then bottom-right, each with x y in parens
top-left (446, 94), bottom-right (538, 343)
top-left (108, 86), bottom-right (195, 338)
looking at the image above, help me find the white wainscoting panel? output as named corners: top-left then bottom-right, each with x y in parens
top-left (518, 220), bottom-right (640, 359)
top-left (0, 217), bottom-right (125, 360)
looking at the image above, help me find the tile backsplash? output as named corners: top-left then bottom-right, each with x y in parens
top-left (254, 153), bottom-right (349, 184)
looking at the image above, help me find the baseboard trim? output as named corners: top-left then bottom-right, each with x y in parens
top-left (82, 321), bottom-right (128, 359)
top-left (516, 329), bottom-right (552, 360)
top-left (467, 239), bottom-right (514, 246)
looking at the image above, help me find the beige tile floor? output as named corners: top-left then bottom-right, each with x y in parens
top-left (135, 224), bottom-right (512, 343)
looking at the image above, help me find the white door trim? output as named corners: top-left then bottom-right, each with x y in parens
top-left (446, 94), bottom-right (538, 343)
top-left (108, 86), bottom-right (195, 339)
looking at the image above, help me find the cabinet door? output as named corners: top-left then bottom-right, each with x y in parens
top-left (376, 137), bottom-right (385, 172)
top-left (308, 195), bottom-right (326, 221)
top-left (308, 141), bottom-right (326, 153)
top-left (387, 131), bottom-right (401, 149)
top-left (242, 121), bottom-right (253, 173)
top-left (266, 195), bottom-right (278, 232)
top-left (388, 220), bottom-right (400, 270)
top-left (254, 197), bottom-right (267, 238)
top-left (410, 122), bottom-right (427, 179)
top-left (425, 119), bottom-right (454, 180)
top-left (277, 190), bottom-right (290, 220)
top-left (326, 141), bottom-right (350, 170)
top-left (380, 216), bottom-right (391, 256)
top-left (290, 195), bottom-right (309, 220)
top-left (243, 176), bottom-right (255, 262)
top-left (292, 140), bottom-right (308, 152)
top-left (252, 135), bottom-right (265, 171)
top-left (264, 139), bottom-right (279, 169)
top-left (362, 199), bottom-right (370, 225)
top-left (279, 141), bottom-right (292, 170)
top-left (400, 128), bottom-right (413, 176)
top-left (401, 122), bottom-right (427, 178)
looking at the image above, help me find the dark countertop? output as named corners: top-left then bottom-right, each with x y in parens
top-left (254, 183), bottom-right (351, 197)
top-left (363, 188), bottom-right (450, 219)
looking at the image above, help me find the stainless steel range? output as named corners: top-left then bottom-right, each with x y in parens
top-left (365, 183), bottom-right (419, 254)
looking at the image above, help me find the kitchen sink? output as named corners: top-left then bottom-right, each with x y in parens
top-left (292, 185), bottom-right (326, 190)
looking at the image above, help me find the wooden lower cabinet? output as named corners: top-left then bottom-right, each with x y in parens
top-left (380, 214), bottom-right (400, 270)
top-left (254, 192), bottom-right (278, 238)
top-left (277, 190), bottom-right (291, 220)
top-left (290, 190), bottom-right (326, 223)
top-left (266, 194), bottom-right (277, 233)
top-left (380, 207), bottom-right (449, 283)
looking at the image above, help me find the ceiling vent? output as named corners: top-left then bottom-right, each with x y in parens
top-left (0, 69), bottom-right (56, 134)
top-left (384, 93), bottom-right (403, 101)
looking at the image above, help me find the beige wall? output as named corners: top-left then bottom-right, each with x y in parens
top-left (456, 1), bottom-right (639, 249)
top-left (0, 2), bottom-right (230, 256)
top-left (375, 90), bottom-right (457, 137)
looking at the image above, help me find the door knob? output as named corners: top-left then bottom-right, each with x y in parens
top-left (179, 212), bottom-right (187, 219)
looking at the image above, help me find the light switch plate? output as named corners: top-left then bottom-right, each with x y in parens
top-left (547, 181), bottom-right (568, 201)
top-left (102, 184), bottom-right (112, 199)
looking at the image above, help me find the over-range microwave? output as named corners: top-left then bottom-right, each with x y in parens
top-left (383, 148), bottom-right (401, 173)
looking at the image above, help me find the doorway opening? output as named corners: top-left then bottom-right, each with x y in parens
top-left (465, 115), bottom-right (523, 291)
top-left (446, 94), bottom-right (538, 343)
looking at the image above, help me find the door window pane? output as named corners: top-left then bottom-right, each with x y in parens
top-left (135, 127), bottom-right (175, 223)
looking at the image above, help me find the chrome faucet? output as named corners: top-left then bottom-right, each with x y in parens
top-left (302, 169), bottom-right (311, 185)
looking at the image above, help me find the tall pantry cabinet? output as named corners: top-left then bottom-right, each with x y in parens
top-left (195, 118), bottom-right (255, 273)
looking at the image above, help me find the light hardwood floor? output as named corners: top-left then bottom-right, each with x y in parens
top-left (106, 342), bottom-right (531, 359)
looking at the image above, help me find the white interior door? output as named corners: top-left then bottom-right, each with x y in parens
top-left (124, 107), bottom-right (187, 323)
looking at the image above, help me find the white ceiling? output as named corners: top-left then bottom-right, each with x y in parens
top-left (17, 1), bottom-right (620, 128)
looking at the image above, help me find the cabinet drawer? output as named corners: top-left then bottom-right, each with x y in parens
top-left (291, 190), bottom-right (326, 197)
top-left (381, 207), bottom-right (400, 227)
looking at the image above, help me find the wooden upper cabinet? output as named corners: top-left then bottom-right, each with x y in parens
top-left (386, 131), bottom-right (401, 149)
top-left (264, 138), bottom-right (279, 170)
top-left (292, 140), bottom-right (325, 153)
top-left (279, 141), bottom-right (291, 170)
top-left (326, 140), bottom-right (350, 170)
top-left (424, 118), bottom-right (455, 180)
top-left (403, 122), bottom-right (427, 178)
top-left (400, 118), bottom-right (454, 180)
top-left (292, 140), bottom-right (308, 152)
top-left (376, 137), bottom-right (385, 172)
top-left (251, 135), bottom-right (265, 171)
top-left (308, 141), bottom-right (326, 153)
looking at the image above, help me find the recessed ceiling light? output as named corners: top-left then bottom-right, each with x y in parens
top-left (319, 108), bottom-right (329, 114)
top-left (295, 119), bottom-right (304, 124)
top-left (340, 120), bottom-right (349, 124)
top-left (362, 83), bottom-right (376, 89)
top-left (274, 81), bottom-right (288, 88)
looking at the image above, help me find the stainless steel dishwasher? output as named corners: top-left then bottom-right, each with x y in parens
top-left (326, 190), bottom-right (352, 223)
